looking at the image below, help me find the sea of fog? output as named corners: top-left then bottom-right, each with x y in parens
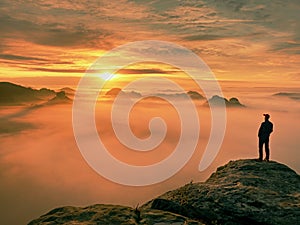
top-left (0, 81), bottom-right (299, 225)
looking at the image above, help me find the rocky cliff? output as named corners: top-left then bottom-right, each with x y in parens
top-left (144, 159), bottom-right (300, 225)
top-left (28, 204), bottom-right (203, 225)
top-left (28, 159), bottom-right (300, 225)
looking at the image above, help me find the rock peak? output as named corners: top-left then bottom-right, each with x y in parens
top-left (146, 159), bottom-right (300, 225)
top-left (29, 159), bottom-right (300, 225)
top-left (207, 159), bottom-right (298, 185)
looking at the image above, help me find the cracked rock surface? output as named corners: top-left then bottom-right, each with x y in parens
top-left (29, 159), bottom-right (300, 225)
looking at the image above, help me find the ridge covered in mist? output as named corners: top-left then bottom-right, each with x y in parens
top-left (105, 87), bottom-right (245, 107)
top-left (0, 82), bottom-right (245, 107)
top-left (273, 92), bottom-right (300, 101)
top-left (0, 82), bottom-right (73, 105)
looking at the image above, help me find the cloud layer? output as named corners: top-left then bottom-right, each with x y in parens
top-left (0, 0), bottom-right (299, 80)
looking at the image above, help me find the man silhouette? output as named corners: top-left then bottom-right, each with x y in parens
top-left (258, 114), bottom-right (273, 162)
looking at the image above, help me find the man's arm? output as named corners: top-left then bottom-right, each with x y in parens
top-left (270, 123), bottom-right (273, 134)
top-left (258, 123), bottom-right (263, 137)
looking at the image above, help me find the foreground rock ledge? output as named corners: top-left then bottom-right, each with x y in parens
top-left (29, 159), bottom-right (300, 225)
top-left (28, 204), bottom-right (202, 225)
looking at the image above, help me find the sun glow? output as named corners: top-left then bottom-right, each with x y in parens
top-left (99, 72), bottom-right (116, 81)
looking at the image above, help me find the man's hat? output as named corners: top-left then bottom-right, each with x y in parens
top-left (263, 113), bottom-right (270, 118)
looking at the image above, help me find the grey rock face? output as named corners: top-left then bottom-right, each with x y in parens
top-left (28, 204), bottom-right (203, 225)
top-left (145, 159), bottom-right (300, 225)
top-left (28, 159), bottom-right (300, 225)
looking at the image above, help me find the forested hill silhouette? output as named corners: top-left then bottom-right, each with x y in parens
top-left (205, 95), bottom-right (245, 107)
top-left (104, 88), bottom-right (246, 107)
top-left (0, 82), bottom-right (73, 105)
top-left (29, 159), bottom-right (300, 225)
top-left (0, 82), bottom-right (55, 105)
top-left (46, 91), bottom-right (72, 105)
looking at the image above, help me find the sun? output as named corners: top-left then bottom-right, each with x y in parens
top-left (99, 72), bottom-right (116, 81)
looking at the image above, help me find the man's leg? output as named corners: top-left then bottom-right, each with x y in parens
top-left (258, 138), bottom-right (263, 161)
top-left (265, 137), bottom-right (270, 161)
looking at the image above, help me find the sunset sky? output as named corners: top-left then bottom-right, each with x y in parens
top-left (0, 1), bottom-right (300, 224)
top-left (0, 0), bottom-right (299, 84)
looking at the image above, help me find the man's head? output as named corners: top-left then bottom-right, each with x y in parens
top-left (263, 114), bottom-right (270, 120)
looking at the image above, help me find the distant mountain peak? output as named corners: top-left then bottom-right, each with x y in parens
top-left (0, 82), bottom-right (55, 105)
top-left (206, 95), bottom-right (245, 107)
top-left (187, 90), bottom-right (205, 100)
top-left (273, 92), bottom-right (300, 101)
top-left (46, 91), bottom-right (72, 105)
top-left (0, 82), bottom-right (74, 106)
